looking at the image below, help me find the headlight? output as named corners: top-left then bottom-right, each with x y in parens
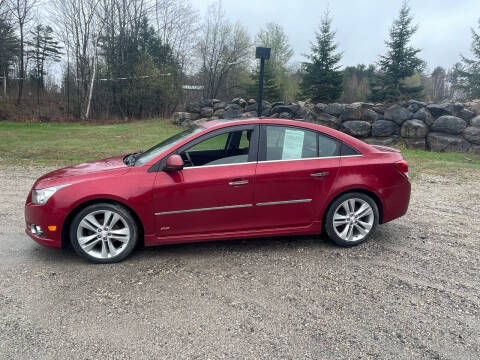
top-left (31, 184), bottom-right (71, 205)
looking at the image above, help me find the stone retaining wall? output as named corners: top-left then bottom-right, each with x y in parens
top-left (173, 98), bottom-right (480, 154)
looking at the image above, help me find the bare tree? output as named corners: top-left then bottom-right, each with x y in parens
top-left (154, 0), bottom-right (199, 73)
top-left (8, 0), bottom-right (37, 105)
top-left (197, 1), bottom-right (251, 99)
top-left (50, 0), bottom-right (103, 119)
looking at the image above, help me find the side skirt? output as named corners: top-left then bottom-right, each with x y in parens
top-left (146, 221), bottom-right (323, 246)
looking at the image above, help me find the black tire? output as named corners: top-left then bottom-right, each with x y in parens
top-left (70, 203), bottom-right (138, 263)
top-left (325, 192), bottom-right (379, 247)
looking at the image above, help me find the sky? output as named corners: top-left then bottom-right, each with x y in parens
top-left (190, 0), bottom-right (480, 72)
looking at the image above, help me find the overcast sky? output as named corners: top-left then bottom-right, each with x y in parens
top-left (191, 0), bottom-right (480, 72)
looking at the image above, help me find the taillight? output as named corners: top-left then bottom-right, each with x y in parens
top-left (394, 160), bottom-right (409, 178)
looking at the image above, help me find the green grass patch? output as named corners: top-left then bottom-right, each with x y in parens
top-left (401, 148), bottom-right (480, 179)
top-left (0, 120), bottom-right (182, 164)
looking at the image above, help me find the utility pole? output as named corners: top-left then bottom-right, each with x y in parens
top-left (255, 47), bottom-right (271, 117)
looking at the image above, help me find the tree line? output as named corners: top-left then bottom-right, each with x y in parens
top-left (1, 0), bottom-right (480, 121)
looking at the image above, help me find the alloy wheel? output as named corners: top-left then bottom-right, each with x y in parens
top-left (332, 198), bottom-right (374, 242)
top-left (76, 210), bottom-right (131, 259)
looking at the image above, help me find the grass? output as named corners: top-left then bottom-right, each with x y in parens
top-left (1, 121), bottom-right (479, 179)
top-left (0, 120), bottom-right (182, 164)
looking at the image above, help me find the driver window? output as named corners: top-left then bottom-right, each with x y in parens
top-left (180, 129), bottom-right (253, 167)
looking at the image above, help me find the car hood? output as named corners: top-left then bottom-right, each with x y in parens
top-left (35, 155), bottom-right (129, 188)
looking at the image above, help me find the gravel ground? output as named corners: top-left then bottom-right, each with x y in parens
top-left (0, 163), bottom-right (479, 360)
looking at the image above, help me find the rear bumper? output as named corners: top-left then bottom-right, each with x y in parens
top-left (380, 179), bottom-right (411, 223)
top-left (24, 201), bottom-right (66, 248)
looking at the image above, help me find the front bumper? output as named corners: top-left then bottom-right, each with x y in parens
top-left (24, 199), bottom-right (67, 248)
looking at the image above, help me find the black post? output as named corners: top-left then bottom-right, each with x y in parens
top-left (257, 57), bottom-right (265, 117)
top-left (255, 47), bottom-right (271, 118)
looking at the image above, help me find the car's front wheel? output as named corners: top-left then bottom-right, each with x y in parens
top-left (70, 203), bottom-right (138, 263)
top-left (325, 192), bottom-right (379, 247)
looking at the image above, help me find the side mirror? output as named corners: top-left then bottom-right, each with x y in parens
top-left (165, 154), bottom-right (184, 172)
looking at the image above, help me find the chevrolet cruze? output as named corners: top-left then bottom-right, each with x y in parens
top-left (25, 119), bottom-right (411, 263)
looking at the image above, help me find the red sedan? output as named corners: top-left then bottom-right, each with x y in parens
top-left (25, 119), bottom-right (410, 263)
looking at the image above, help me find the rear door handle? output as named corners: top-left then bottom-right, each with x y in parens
top-left (229, 180), bottom-right (249, 186)
top-left (311, 171), bottom-right (329, 178)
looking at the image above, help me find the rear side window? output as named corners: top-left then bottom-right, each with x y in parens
top-left (340, 142), bottom-right (361, 156)
top-left (318, 134), bottom-right (340, 157)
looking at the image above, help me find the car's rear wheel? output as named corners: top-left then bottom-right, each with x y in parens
top-left (325, 192), bottom-right (379, 247)
top-left (70, 203), bottom-right (138, 263)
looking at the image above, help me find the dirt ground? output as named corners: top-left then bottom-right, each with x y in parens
top-left (0, 163), bottom-right (479, 359)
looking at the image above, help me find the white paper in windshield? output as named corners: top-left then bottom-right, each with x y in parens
top-left (282, 129), bottom-right (304, 160)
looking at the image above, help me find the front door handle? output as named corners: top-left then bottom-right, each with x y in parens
top-left (229, 180), bottom-right (249, 186)
top-left (311, 171), bottom-right (329, 178)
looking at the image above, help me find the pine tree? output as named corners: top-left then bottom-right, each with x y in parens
top-left (300, 10), bottom-right (343, 103)
top-left (452, 19), bottom-right (480, 99)
top-left (369, 1), bottom-right (425, 102)
top-left (27, 25), bottom-right (62, 104)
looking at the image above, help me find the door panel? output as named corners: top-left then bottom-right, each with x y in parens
top-left (253, 158), bottom-right (340, 229)
top-left (153, 163), bottom-right (256, 238)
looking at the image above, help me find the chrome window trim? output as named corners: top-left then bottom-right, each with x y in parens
top-left (256, 199), bottom-right (312, 207)
top-left (179, 154), bottom-right (363, 170)
top-left (258, 155), bottom-right (362, 164)
top-left (155, 204), bottom-right (253, 216)
top-left (155, 198), bottom-right (314, 216)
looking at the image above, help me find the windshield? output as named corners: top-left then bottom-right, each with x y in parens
top-left (135, 126), bottom-right (204, 166)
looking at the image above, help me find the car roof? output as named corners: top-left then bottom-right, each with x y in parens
top-left (199, 118), bottom-right (375, 154)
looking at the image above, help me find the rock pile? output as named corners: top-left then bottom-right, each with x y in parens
top-left (173, 98), bottom-right (480, 154)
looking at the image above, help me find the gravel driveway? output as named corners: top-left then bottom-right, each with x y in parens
top-left (0, 163), bottom-right (479, 359)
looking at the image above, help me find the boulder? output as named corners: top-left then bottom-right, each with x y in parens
top-left (384, 104), bottom-right (412, 124)
top-left (248, 98), bottom-right (256, 105)
top-left (270, 102), bottom-right (284, 108)
top-left (231, 98), bottom-right (247, 107)
top-left (213, 108), bottom-right (225, 118)
top-left (431, 115), bottom-right (467, 135)
top-left (200, 106), bottom-right (214, 118)
top-left (427, 132), bottom-right (471, 153)
top-left (271, 104), bottom-right (299, 115)
top-left (172, 112), bottom-right (193, 126)
top-left (458, 108), bottom-right (475, 121)
top-left (372, 105), bottom-right (386, 114)
top-left (278, 112), bottom-right (294, 119)
top-left (245, 103), bottom-right (257, 112)
top-left (363, 109), bottom-right (379, 123)
top-left (223, 104), bottom-right (243, 119)
top-left (300, 108), bottom-right (318, 124)
top-left (371, 120), bottom-right (399, 137)
top-left (186, 102), bottom-right (201, 113)
top-left (315, 113), bottom-right (342, 129)
top-left (364, 136), bottom-right (399, 146)
top-left (413, 108), bottom-right (434, 127)
top-left (342, 121), bottom-right (371, 138)
top-left (401, 119), bottom-right (428, 138)
top-left (213, 101), bottom-right (226, 110)
top-left (463, 127), bottom-right (480, 144)
top-left (324, 103), bottom-right (345, 116)
top-left (240, 111), bottom-right (257, 119)
top-left (404, 138), bottom-right (426, 150)
top-left (472, 145), bottom-right (480, 155)
top-left (340, 107), bottom-right (362, 121)
top-left (426, 103), bottom-right (456, 117)
top-left (470, 115), bottom-right (480, 127)
top-left (407, 100), bottom-right (426, 113)
top-left (315, 103), bottom-right (327, 113)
